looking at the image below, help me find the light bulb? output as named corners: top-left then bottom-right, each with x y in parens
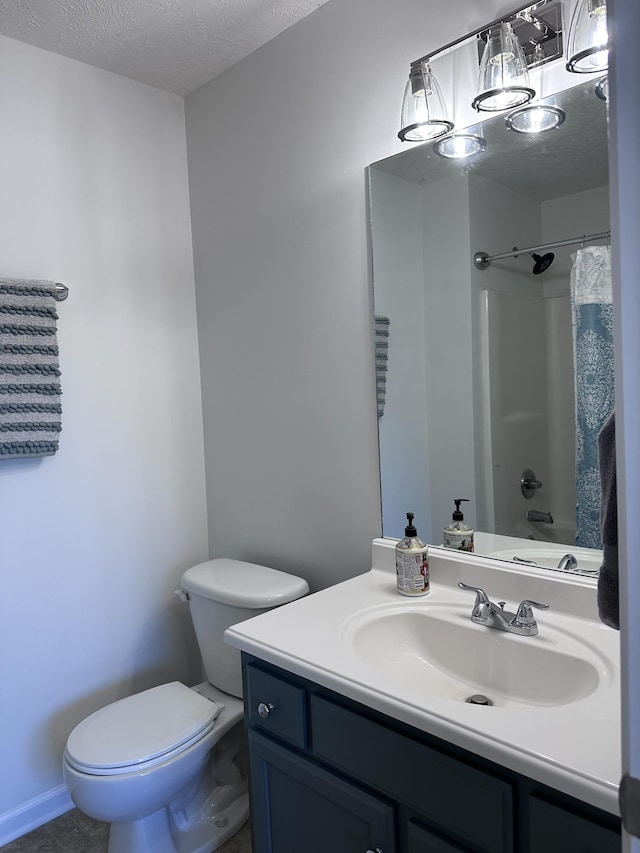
top-left (398, 63), bottom-right (454, 142)
top-left (588, 8), bottom-right (608, 68)
top-left (472, 23), bottom-right (534, 112)
top-left (505, 104), bottom-right (565, 134)
top-left (434, 134), bottom-right (486, 159)
top-left (566, 0), bottom-right (608, 73)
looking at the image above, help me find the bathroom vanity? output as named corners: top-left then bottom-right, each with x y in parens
top-left (242, 657), bottom-right (618, 852)
top-left (225, 540), bottom-right (622, 852)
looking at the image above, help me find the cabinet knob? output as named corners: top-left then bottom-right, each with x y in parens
top-left (257, 701), bottom-right (275, 719)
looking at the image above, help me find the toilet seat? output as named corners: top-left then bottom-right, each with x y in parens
top-left (64, 682), bottom-right (221, 776)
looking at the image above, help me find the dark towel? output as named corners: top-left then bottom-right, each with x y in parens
top-left (597, 410), bottom-right (619, 629)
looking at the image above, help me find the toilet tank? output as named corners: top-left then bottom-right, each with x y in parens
top-left (181, 558), bottom-right (309, 698)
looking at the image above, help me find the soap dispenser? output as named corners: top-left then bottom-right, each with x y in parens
top-left (443, 499), bottom-right (474, 552)
top-left (395, 512), bottom-right (430, 597)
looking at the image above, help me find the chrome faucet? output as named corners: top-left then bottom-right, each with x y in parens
top-left (526, 509), bottom-right (554, 524)
top-left (458, 582), bottom-right (549, 636)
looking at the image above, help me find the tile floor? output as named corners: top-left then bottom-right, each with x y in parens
top-left (1, 809), bottom-right (252, 852)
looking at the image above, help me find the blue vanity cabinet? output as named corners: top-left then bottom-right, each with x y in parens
top-left (242, 655), bottom-right (621, 853)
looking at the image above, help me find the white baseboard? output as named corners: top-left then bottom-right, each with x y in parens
top-left (0, 785), bottom-right (74, 846)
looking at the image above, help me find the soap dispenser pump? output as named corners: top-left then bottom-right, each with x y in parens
top-left (443, 499), bottom-right (474, 552)
top-left (395, 512), bottom-right (430, 597)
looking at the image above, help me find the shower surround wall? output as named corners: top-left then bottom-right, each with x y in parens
top-left (471, 178), bottom-right (610, 544)
top-left (0, 35), bottom-right (208, 845)
top-left (469, 174), bottom-right (547, 541)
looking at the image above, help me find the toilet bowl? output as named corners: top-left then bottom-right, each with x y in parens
top-left (62, 559), bottom-right (309, 853)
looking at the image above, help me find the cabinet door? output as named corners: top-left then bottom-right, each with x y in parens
top-left (528, 795), bottom-right (620, 853)
top-left (248, 729), bottom-right (396, 853)
top-left (407, 819), bottom-right (472, 852)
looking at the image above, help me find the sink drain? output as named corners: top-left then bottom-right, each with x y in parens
top-left (466, 694), bottom-right (493, 706)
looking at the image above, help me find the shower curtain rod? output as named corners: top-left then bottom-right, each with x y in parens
top-left (473, 229), bottom-right (611, 270)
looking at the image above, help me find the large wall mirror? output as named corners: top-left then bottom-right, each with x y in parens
top-left (369, 78), bottom-right (611, 573)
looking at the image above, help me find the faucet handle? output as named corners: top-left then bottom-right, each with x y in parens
top-left (557, 553), bottom-right (578, 571)
top-left (458, 582), bottom-right (491, 613)
top-left (513, 599), bottom-right (549, 628)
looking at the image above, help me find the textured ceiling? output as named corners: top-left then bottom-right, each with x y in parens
top-left (0, 0), bottom-right (331, 96)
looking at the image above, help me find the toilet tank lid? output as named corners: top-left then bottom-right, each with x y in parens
top-left (181, 558), bottom-right (309, 608)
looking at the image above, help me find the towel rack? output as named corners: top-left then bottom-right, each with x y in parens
top-left (55, 282), bottom-right (69, 301)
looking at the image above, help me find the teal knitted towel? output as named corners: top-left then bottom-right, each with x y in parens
top-left (0, 278), bottom-right (63, 459)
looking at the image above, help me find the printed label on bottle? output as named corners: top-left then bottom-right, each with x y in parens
top-left (396, 550), bottom-right (430, 596)
top-left (443, 530), bottom-right (474, 552)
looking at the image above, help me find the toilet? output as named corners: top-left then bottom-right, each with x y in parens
top-left (62, 558), bottom-right (309, 853)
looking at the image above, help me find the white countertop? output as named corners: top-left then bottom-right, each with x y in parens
top-left (225, 538), bottom-right (620, 816)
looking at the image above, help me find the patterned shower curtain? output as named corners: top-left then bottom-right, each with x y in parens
top-left (570, 245), bottom-right (615, 548)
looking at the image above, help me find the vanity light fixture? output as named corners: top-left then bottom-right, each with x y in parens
top-left (566, 0), bottom-right (608, 73)
top-left (434, 133), bottom-right (486, 159)
top-left (505, 103), bottom-right (566, 133)
top-left (399, 1), bottom-right (563, 143)
top-left (398, 62), bottom-right (454, 142)
top-left (472, 22), bottom-right (535, 112)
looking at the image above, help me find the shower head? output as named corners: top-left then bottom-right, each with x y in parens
top-left (531, 252), bottom-right (555, 274)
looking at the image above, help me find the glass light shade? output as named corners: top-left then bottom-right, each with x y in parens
top-left (505, 104), bottom-right (566, 133)
top-left (472, 22), bottom-right (535, 112)
top-left (398, 62), bottom-right (454, 142)
top-left (434, 133), bottom-right (486, 159)
top-left (566, 0), bottom-right (608, 73)
top-left (595, 75), bottom-right (609, 101)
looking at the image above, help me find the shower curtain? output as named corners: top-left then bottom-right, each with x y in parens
top-left (570, 245), bottom-right (615, 549)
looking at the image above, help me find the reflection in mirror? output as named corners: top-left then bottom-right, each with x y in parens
top-left (369, 80), bottom-right (611, 572)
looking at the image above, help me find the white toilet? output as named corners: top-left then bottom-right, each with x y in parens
top-left (62, 558), bottom-right (309, 853)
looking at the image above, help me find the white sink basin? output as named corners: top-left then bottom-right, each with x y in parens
top-left (489, 547), bottom-right (602, 575)
top-left (344, 603), bottom-right (610, 708)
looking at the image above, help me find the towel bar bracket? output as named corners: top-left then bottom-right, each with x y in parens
top-left (54, 282), bottom-right (69, 301)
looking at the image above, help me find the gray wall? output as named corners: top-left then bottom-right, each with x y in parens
top-left (185, 0), bottom-right (515, 590)
top-left (0, 35), bottom-right (207, 842)
top-left (370, 169), bottom-right (431, 543)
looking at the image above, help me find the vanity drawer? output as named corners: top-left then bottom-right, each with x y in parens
top-left (311, 695), bottom-right (513, 853)
top-left (528, 795), bottom-right (620, 853)
top-left (245, 663), bottom-right (308, 749)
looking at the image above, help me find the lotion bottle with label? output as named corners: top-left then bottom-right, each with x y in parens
top-left (395, 512), bottom-right (430, 596)
top-left (443, 499), bottom-right (474, 552)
